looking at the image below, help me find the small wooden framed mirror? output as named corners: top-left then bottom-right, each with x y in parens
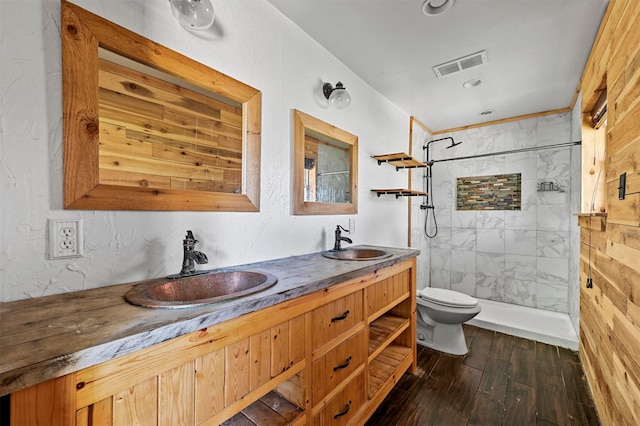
top-left (62, 1), bottom-right (261, 211)
top-left (292, 110), bottom-right (358, 215)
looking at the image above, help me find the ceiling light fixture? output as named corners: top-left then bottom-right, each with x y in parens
top-left (478, 109), bottom-right (495, 116)
top-left (422, 0), bottom-right (455, 16)
top-left (169, 0), bottom-right (215, 30)
top-left (323, 81), bottom-right (352, 109)
top-left (462, 78), bottom-right (483, 88)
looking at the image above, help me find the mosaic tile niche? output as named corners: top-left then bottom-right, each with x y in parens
top-left (456, 173), bottom-right (521, 210)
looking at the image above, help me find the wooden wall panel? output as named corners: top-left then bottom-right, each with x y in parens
top-left (579, 2), bottom-right (640, 424)
top-left (609, 47), bottom-right (640, 127)
top-left (607, 0), bottom-right (640, 86)
top-left (606, 138), bottom-right (639, 179)
top-left (607, 98), bottom-right (640, 155)
top-left (580, 0), bottom-right (640, 425)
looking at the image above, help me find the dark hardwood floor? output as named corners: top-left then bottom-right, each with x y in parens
top-left (366, 325), bottom-right (600, 426)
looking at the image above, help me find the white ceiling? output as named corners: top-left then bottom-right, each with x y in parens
top-left (267, 0), bottom-right (609, 132)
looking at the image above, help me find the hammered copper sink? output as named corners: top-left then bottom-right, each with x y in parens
top-left (124, 271), bottom-right (278, 309)
top-left (322, 248), bottom-right (392, 261)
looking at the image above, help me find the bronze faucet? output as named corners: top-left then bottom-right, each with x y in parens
top-left (171, 230), bottom-right (208, 278)
top-left (333, 225), bottom-right (353, 251)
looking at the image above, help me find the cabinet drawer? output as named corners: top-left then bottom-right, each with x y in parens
top-left (311, 330), bottom-right (366, 406)
top-left (312, 290), bottom-right (363, 350)
top-left (312, 371), bottom-right (365, 426)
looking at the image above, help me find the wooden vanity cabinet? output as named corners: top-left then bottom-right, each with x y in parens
top-left (9, 257), bottom-right (416, 425)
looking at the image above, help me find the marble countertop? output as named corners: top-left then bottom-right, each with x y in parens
top-left (0, 245), bottom-right (419, 396)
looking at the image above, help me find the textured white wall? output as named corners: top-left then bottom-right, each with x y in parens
top-left (0, 0), bottom-right (411, 302)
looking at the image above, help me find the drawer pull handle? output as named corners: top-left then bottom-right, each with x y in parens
top-left (333, 356), bottom-right (352, 371)
top-left (334, 400), bottom-right (352, 419)
top-left (331, 310), bottom-right (350, 322)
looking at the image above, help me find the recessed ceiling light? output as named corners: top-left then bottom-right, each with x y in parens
top-left (422, 0), bottom-right (455, 16)
top-left (478, 109), bottom-right (495, 116)
top-left (462, 78), bottom-right (483, 88)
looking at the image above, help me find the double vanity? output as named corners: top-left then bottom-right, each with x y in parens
top-left (2, 246), bottom-right (418, 425)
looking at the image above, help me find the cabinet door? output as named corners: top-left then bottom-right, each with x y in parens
top-left (311, 290), bottom-right (363, 350)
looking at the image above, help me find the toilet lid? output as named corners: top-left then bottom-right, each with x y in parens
top-left (418, 287), bottom-right (478, 308)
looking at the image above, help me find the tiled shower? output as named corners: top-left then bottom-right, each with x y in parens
top-left (411, 110), bottom-right (581, 331)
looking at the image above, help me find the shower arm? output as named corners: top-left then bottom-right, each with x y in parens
top-left (422, 137), bottom-right (460, 206)
top-left (423, 137), bottom-right (460, 164)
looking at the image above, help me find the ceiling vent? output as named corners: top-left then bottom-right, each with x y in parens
top-left (433, 50), bottom-right (487, 78)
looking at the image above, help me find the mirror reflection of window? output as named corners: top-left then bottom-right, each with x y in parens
top-left (316, 143), bottom-right (350, 203)
top-left (303, 131), bottom-right (350, 203)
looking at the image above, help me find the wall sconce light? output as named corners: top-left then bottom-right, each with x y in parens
top-left (323, 81), bottom-right (352, 109)
top-left (170, 0), bottom-right (215, 30)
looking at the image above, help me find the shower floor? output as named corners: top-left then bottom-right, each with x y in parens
top-left (466, 298), bottom-right (578, 350)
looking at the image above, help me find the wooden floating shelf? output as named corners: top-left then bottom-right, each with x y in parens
top-left (372, 153), bottom-right (427, 170)
top-left (371, 189), bottom-right (428, 198)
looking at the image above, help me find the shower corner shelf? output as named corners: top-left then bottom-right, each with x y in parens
top-left (372, 153), bottom-right (427, 171)
top-left (371, 189), bottom-right (428, 198)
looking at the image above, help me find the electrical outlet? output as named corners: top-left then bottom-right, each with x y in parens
top-left (49, 219), bottom-right (83, 259)
top-left (349, 218), bottom-right (355, 234)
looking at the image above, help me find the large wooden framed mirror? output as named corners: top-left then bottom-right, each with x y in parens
top-left (293, 110), bottom-right (358, 215)
top-left (62, 1), bottom-right (261, 211)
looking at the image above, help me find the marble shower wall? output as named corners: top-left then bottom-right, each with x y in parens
top-left (568, 95), bottom-right (583, 331)
top-left (412, 112), bottom-right (579, 314)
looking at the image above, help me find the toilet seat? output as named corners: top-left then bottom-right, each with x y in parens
top-left (418, 287), bottom-right (478, 308)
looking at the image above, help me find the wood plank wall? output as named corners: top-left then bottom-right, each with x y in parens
top-left (579, 1), bottom-right (640, 424)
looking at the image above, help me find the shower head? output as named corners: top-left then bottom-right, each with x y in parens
top-left (424, 136), bottom-right (458, 149)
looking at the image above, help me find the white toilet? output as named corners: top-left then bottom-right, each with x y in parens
top-left (416, 287), bottom-right (481, 355)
